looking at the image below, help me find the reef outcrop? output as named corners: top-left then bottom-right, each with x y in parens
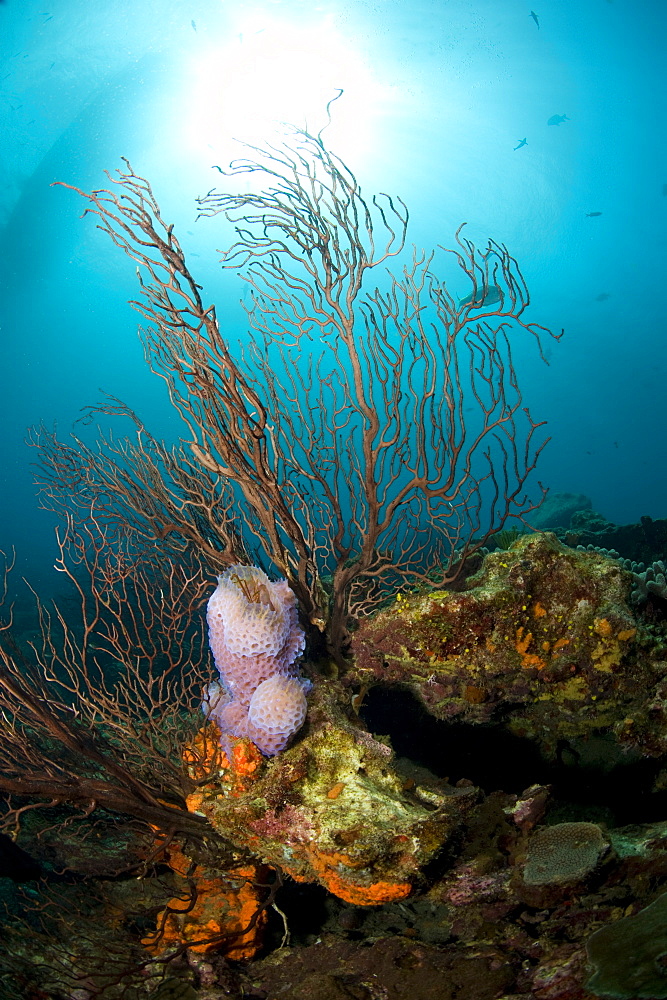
top-left (182, 534), bottom-right (667, 912)
top-left (349, 531), bottom-right (667, 760)
top-left (164, 531), bottom-right (667, 992)
top-left (185, 681), bottom-right (474, 908)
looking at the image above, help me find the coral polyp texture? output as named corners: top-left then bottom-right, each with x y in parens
top-left (206, 564), bottom-right (308, 756)
top-left (522, 821), bottom-right (610, 887)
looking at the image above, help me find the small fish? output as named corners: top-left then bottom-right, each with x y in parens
top-left (662, 183), bottom-right (667, 197)
top-left (595, 292), bottom-right (610, 301)
top-left (459, 284), bottom-right (502, 309)
top-left (547, 114), bottom-right (569, 126)
top-left (514, 138), bottom-right (528, 150)
top-left (529, 10), bottom-right (540, 28)
top-left (586, 211), bottom-right (602, 217)
top-left (191, 18), bottom-right (197, 31)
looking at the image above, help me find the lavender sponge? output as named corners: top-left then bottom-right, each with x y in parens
top-left (205, 564), bottom-right (308, 755)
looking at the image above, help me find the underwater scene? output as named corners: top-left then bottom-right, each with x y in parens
top-left (0, 0), bottom-right (666, 996)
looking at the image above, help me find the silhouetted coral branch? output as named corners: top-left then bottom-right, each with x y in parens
top-left (0, 531), bottom-right (225, 848)
top-left (51, 123), bottom-right (559, 658)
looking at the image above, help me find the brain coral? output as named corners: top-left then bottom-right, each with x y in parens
top-left (523, 821), bottom-right (609, 886)
top-left (206, 564), bottom-right (308, 756)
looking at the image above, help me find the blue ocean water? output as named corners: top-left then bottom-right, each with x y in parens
top-left (0, 0), bottom-right (665, 596)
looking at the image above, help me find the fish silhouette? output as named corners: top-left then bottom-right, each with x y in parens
top-left (595, 293), bottom-right (610, 302)
top-left (514, 138), bottom-right (528, 150)
top-left (459, 284), bottom-right (502, 309)
top-left (530, 10), bottom-right (540, 28)
top-left (586, 212), bottom-right (602, 217)
top-left (547, 114), bottom-right (569, 126)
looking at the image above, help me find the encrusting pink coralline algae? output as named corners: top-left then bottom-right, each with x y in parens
top-left (204, 564), bottom-right (309, 756)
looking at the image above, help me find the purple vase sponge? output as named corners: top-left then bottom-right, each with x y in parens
top-left (205, 564), bottom-right (308, 755)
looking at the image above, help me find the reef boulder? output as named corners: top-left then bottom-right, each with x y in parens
top-left (350, 532), bottom-right (666, 759)
top-left (186, 680), bottom-right (476, 906)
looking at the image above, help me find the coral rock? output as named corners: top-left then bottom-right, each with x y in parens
top-left (184, 681), bottom-right (475, 905)
top-left (350, 532), bottom-right (664, 759)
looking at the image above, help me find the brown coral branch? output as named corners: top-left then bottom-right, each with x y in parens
top-left (49, 124), bottom-right (558, 660)
top-left (0, 522), bottom-right (227, 848)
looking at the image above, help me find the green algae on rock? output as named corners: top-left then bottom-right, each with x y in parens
top-left (188, 533), bottom-right (667, 908)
